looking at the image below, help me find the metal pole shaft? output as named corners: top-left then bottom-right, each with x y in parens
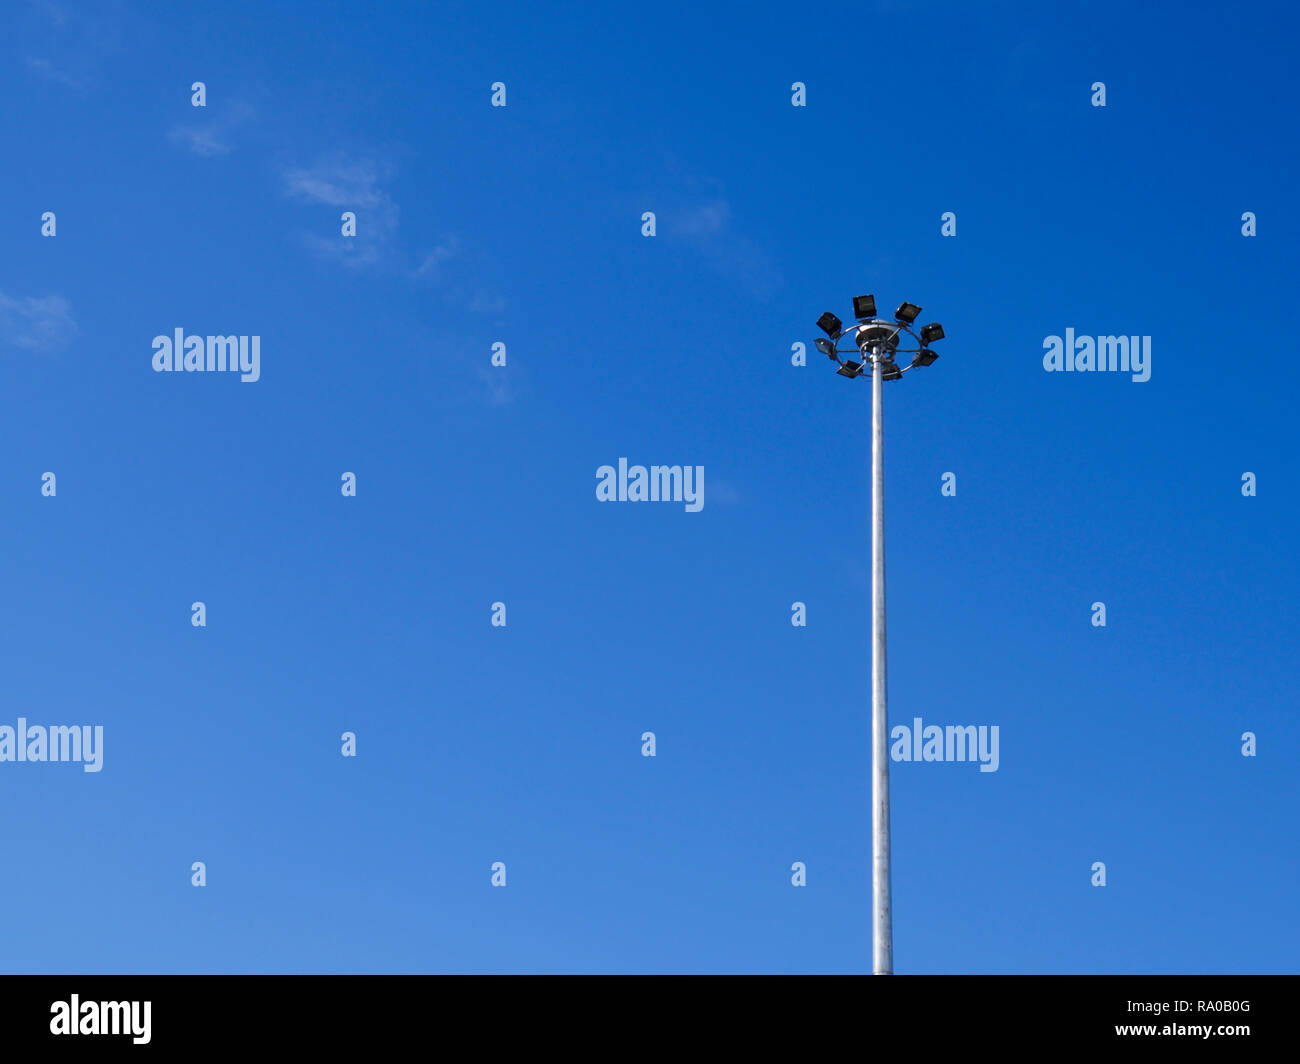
top-left (871, 349), bottom-right (894, 975)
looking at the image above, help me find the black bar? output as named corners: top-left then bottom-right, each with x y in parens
top-left (1, 974), bottom-right (1291, 1053)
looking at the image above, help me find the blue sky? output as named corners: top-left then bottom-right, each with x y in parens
top-left (1, 0), bottom-right (1296, 973)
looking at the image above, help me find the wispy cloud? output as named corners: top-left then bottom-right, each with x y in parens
top-left (415, 240), bottom-right (507, 314)
top-left (282, 155), bottom-right (389, 208)
top-left (281, 153), bottom-right (400, 270)
top-left (31, 0), bottom-right (67, 25)
top-left (674, 200), bottom-right (731, 237)
top-left (168, 125), bottom-right (231, 157)
top-left (0, 291), bottom-right (76, 353)
top-left (168, 100), bottom-right (255, 157)
top-left (414, 237), bottom-right (460, 280)
top-left (281, 157), bottom-right (471, 293)
top-left (663, 184), bottom-right (781, 292)
top-left (476, 365), bottom-right (516, 407)
top-left (467, 291), bottom-right (507, 314)
top-left (22, 0), bottom-right (148, 90)
top-left (25, 55), bottom-right (84, 89)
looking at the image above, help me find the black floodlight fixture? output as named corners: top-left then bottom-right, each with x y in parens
top-left (911, 348), bottom-right (939, 367)
top-left (880, 359), bottom-right (903, 381)
top-left (837, 359), bottom-right (864, 378)
top-left (920, 322), bottom-right (945, 345)
top-left (894, 301), bottom-right (922, 324)
top-left (852, 294), bottom-right (877, 320)
top-left (817, 311), bottom-right (843, 339)
top-left (815, 337), bottom-right (838, 359)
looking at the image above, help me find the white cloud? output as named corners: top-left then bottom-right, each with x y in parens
top-left (22, 0), bottom-right (151, 91)
top-left (167, 100), bottom-right (254, 157)
top-left (31, 1), bottom-right (70, 28)
top-left (667, 193), bottom-right (780, 292)
top-left (282, 154), bottom-right (399, 270)
top-left (674, 200), bottom-right (731, 237)
top-left (414, 238), bottom-right (460, 279)
top-left (282, 155), bottom-right (388, 208)
top-left (0, 291), bottom-right (76, 352)
top-left (467, 292), bottom-right (507, 314)
top-left (167, 125), bottom-right (231, 157)
top-left (25, 55), bottom-right (84, 89)
top-left (477, 365), bottom-right (515, 407)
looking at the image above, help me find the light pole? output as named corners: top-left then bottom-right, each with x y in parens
top-left (814, 296), bottom-right (946, 975)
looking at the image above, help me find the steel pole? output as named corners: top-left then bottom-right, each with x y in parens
top-left (871, 348), bottom-right (894, 975)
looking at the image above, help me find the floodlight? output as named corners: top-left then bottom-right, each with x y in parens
top-left (817, 312), bottom-right (843, 338)
top-left (815, 337), bottom-right (838, 358)
top-left (910, 349), bottom-right (938, 367)
top-left (920, 322), bottom-right (945, 345)
top-left (880, 360), bottom-right (903, 381)
top-left (894, 302), bottom-right (922, 324)
top-left (852, 294), bottom-right (877, 320)
top-left (836, 360), bottom-right (864, 378)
